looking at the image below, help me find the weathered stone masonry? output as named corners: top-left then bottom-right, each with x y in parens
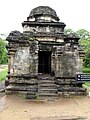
top-left (6, 6), bottom-right (85, 99)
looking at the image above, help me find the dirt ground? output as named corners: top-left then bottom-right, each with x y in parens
top-left (0, 65), bottom-right (90, 120)
top-left (0, 94), bottom-right (90, 120)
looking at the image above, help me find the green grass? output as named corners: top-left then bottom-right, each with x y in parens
top-left (82, 67), bottom-right (90, 87)
top-left (85, 82), bottom-right (90, 87)
top-left (82, 67), bottom-right (90, 73)
top-left (0, 68), bottom-right (8, 82)
top-left (83, 68), bottom-right (90, 87)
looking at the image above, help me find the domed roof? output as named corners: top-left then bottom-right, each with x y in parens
top-left (28, 6), bottom-right (59, 21)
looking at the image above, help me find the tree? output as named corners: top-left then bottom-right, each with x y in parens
top-left (76, 29), bottom-right (90, 51)
top-left (0, 38), bottom-right (8, 64)
top-left (76, 29), bottom-right (90, 67)
top-left (76, 29), bottom-right (90, 39)
top-left (64, 28), bottom-right (74, 35)
top-left (65, 29), bottom-right (90, 67)
top-left (83, 51), bottom-right (90, 67)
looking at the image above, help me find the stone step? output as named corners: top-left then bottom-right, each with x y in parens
top-left (26, 94), bottom-right (36, 99)
top-left (6, 85), bottom-right (38, 91)
top-left (9, 79), bottom-right (38, 85)
top-left (58, 87), bottom-right (86, 92)
top-left (38, 93), bottom-right (58, 97)
top-left (38, 83), bottom-right (56, 87)
top-left (58, 91), bottom-right (86, 96)
top-left (38, 80), bottom-right (55, 84)
top-left (38, 76), bottom-right (55, 80)
top-left (26, 94), bottom-right (58, 100)
top-left (38, 93), bottom-right (58, 100)
top-left (38, 87), bottom-right (57, 90)
top-left (5, 89), bottom-right (37, 98)
top-left (38, 78), bottom-right (54, 80)
top-left (38, 88), bottom-right (57, 93)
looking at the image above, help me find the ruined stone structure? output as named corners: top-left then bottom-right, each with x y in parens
top-left (6, 6), bottom-right (85, 99)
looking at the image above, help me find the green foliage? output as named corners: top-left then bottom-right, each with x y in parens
top-left (77, 29), bottom-right (90, 67)
top-left (0, 38), bottom-right (8, 64)
top-left (79, 37), bottom-right (90, 52)
top-left (18, 93), bottom-right (27, 99)
top-left (65, 28), bottom-right (90, 67)
top-left (35, 93), bottom-right (39, 102)
top-left (82, 67), bottom-right (90, 73)
top-left (0, 68), bottom-right (8, 82)
top-left (76, 29), bottom-right (90, 39)
top-left (76, 29), bottom-right (90, 51)
top-left (77, 30), bottom-right (90, 67)
top-left (83, 52), bottom-right (90, 67)
top-left (64, 28), bottom-right (74, 35)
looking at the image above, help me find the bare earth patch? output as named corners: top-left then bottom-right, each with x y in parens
top-left (31, 116), bottom-right (86, 120)
top-left (0, 95), bottom-right (90, 120)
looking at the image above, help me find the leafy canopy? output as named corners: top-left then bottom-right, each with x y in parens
top-left (0, 38), bottom-right (8, 64)
top-left (65, 28), bottom-right (90, 67)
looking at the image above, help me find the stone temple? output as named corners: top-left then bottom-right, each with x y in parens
top-left (6, 6), bottom-right (85, 99)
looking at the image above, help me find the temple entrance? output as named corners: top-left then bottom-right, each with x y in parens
top-left (38, 51), bottom-right (51, 74)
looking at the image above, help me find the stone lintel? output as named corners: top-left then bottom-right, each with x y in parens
top-left (22, 21), bottom-right (66, 27)
top-left (38, 41), bottom-right (63, 45)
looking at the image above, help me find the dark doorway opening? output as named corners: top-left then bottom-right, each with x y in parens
top-left (38, 51), bottom-right (51, 74)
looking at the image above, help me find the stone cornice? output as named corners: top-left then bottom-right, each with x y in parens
top-left (22, 21), bottom-right (66, 27)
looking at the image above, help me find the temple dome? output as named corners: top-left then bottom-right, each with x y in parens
top-left (27, 6), bottom-right (59, 22)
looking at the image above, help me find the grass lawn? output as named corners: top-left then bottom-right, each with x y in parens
top-left (85, 82), bottom-right (90, 87)
top-left (82, 67), bottom-right (90, 87)
top-left (82, 67), bottom-right (90, 73)
top-left (0, 68), bottom-right (8, 82)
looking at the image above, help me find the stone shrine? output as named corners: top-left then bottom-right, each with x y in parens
top-left (6, 6), bottom-right (85, 99)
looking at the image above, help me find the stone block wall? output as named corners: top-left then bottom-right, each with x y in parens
top-left (58, 51), bottom-right (82, 77)
top-left (14, 47), bottom-right (30, 74)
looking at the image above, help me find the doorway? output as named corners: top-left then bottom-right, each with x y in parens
top-left (38, 51), bottom-right (51, 74)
